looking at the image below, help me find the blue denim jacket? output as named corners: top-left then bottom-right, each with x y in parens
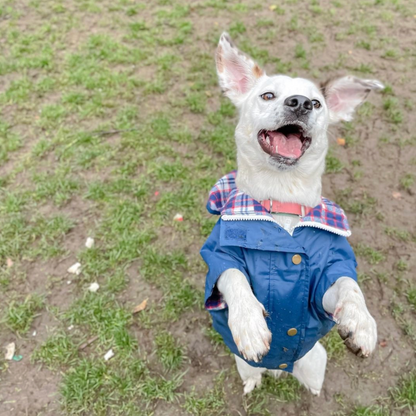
top-left (200, 173), bottom-right (357, 372)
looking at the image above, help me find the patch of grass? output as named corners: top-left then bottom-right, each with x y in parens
top-left (32, 170), bottom-right (79, 206)
top-left (357, 272), bottom-right (371, 285)
top-left (294, 44), bottom-right (307, 59)
top-left (229, 21), bottom-right (246, 37)
top-left (32, 214), bottom-right (75, 259)
top-left (0, 121), bottom-right (23, 163)
top-left (384, 227), bottom-right (411, 242)
top-left (383, 49), bottom-right (399, 59)
top-left (155, 331), bottom-right (184, 371)
top-left (349, 405), bottom-right (390, 416)
top-left (186, 91), bottom-right (207, 114)
top-left (141, 373), bottom-right (184, 402)
top-left (203, 325), bottom-right (226, 349)
top-left (383, 97), bottom-right (403, 124)
top-left (354, 63), bottom-right (374, 74)
top-left (407, 288), bottom-right (416, 309)
top-left (353, 170), bottom-right (363, 181)
top-left (400, 173), bottom-right (414, 192)
top-left (246, 373), bottom-right (303, 413)
top-left (335, 189), bottom-right (377, 217)
top-left (38, 104), bottom-right (67, 129)
top-left (356, 40), bottom-right (371, 50)
top-left (64, 293), bottom-right (136, 353)
top-left (141, 247), bottom-right (200, 320)
top-left (310, 4), bottom-right (323, 14)
top-left (4, 294), bottom-right (44, 334)
top-left (321, 328), bottom-right (345, 360)
top-left (391, 370), bottom-right (416, 411)
top-left (326, 149), bottom-right (344, 173)
top-left (32, 331), bottom-right (78, 369)
top-left (0, 76), bottom-right (33, 104)
top-left (60, 357), bottom-right (170, 414)
top-left (104, 269), bottom-right (128, 293)
top-left (357, 102), bottom-right (374, 118)
top-left (355, 243), bottom-right (385, 265)
top-left (153, 160), bottom-right (189, 181)
top-left (183, 372), bottom-right (226, 415)
top-left (200, 122), bottom-right (236, 161)
top-left (396, 259), bottom-right (408, 272)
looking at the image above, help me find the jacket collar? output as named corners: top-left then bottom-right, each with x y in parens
top-left (207, 171), bottom-right (351, 237)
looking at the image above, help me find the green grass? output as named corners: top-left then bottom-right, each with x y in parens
top-left (4, 294), bottom-right (44, 334)
top-left (349, 405), bottom-right (390, 416)
top-left (245, 373), bottom-right (303, 413)
top-left (0, 121), bottom-right (23, 162)
top-left (60, 358), bottom-right (163, 415)
top-left (391, 370), bottom-right (416, 411)
top-left (400, 173), bottom-right (415, 191)
top-left (407, 288), bottom-right (416, 309)
top-left (383, 97), bottom-right (403, 124)
top-left (335, 189), bottom-right (377, 217)
top-left (183, 372), bottom-right (226, 415)
top-left (355, 243), bottom-right (385, 265)
top-left (321, 328), bottom-right (346, 360)
top-left (32, 331), bottom-right (79, 369)
top-left (0, 0), bottom-right (414, 414)
top-left (155, 331), bottom-right (185, 371)
top-left (326, 148), bottom-right (344, 173)
top-left (384, 227), bottom-right (412, 242)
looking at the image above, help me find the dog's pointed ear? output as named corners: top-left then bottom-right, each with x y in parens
top-left (216, 32), bottom-right (265, 106)
top-left (321, 76), bottom-right (384, 124)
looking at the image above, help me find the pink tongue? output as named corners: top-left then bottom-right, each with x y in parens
top-left (268, 131), bottom-right (303, 158)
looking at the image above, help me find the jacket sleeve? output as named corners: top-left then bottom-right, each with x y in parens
top-left (200, 219), bottom-right (249, 311)
top-left (314, 234), bottom-right (358, 318)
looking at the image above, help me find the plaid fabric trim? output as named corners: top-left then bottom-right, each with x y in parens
top-left (207, 170), bottom-right (237, 215)
top-left (303, 198), bottom-right (351, 231)
top-left (206, 171), bottom-right (350, 234)
top-left (205, 287), bottom-right (226, 310)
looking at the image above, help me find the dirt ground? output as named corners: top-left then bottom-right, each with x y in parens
top-left (0, 0), bottom-right (415, 415)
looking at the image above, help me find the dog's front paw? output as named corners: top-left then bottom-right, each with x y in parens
top-left (334, 300), bottom-right (377, 357)
top-left (228, 296), bottom-right (272, 363)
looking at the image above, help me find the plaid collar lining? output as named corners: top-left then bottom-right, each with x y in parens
top-left (207, 171), bottom-right (351, 237)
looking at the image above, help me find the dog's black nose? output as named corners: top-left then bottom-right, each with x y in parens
top-left (284, 95), bottom-right (313, 116)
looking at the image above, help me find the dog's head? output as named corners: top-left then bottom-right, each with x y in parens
top-left (216, 32), bottom-right (383, 173)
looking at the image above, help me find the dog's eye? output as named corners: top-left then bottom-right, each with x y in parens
top-left (312, 99), bottom-right (321, 109)
top-left (260, 92), bottom-right (275, 101)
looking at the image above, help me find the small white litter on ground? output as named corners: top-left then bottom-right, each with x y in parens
top-left (68, 325), bottom-right (74, 331)
top-left (68, 262), bottom-right (81, 275)
top-left (104, 349), bottom-right (114, 361)
top-left (173, 213), bottom-right (183, 222)
top-left (5, 342), bottom-right (15, 360)
top-left (85, 237), bottom-right (94, 248)
top-left (32, 331), bottom-right (37, 337)
top-left (67, 280), bottom-right (72, 285)
top-left (88, 282), bottom-right (100, 292)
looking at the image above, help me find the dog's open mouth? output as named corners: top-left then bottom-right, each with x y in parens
top-left (257, 124), bottom-right (312, 164)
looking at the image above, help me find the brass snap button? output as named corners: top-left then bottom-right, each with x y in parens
top-left (292, 254), bottom-right (302, 265)
top-left (287, 328), bottom-right (297, 336)
top-left (279, 363), bottom-right (288, 369)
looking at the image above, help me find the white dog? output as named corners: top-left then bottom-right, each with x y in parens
top-left (200, 33), bottom-right (382, 396)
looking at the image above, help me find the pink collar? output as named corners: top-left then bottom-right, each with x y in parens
top-left (260, 200), bottom-right (313, 217)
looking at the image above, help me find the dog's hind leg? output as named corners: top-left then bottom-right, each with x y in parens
top-left (234, 355), bottom-right (267, 395)
top-left (292, 341), bottom-right (327, 396)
